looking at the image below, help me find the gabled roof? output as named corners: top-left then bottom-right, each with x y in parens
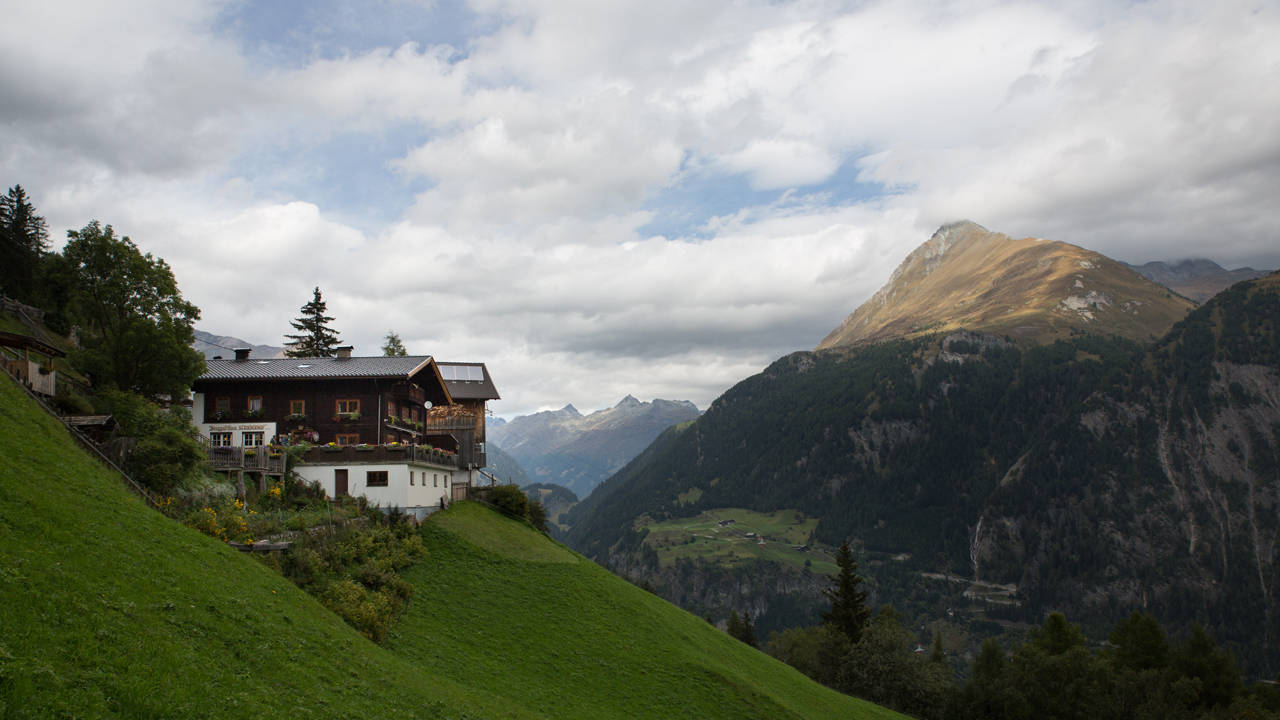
top-left (198, 355), bottom-right (434, 381)
top-left (436, 362), bottom-right (501, 400)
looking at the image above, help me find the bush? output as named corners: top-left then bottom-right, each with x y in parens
top-left (52, 391), bottom-right (93, 415)
top-left (130, 426), bottom-right (204, 493)
top-left (489, 484), bottom-right (528, 519)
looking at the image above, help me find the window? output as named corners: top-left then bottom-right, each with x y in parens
top-left (433, 473), bottom-right (438, 488)
top-left (290, 400), bottom-right (305, 415)
top-left (401, 406), bottom-right (409, 420)
top-left (215, 397), bottom-right (230, 413)
top-left (387, 401), bottom-right (396, 417)
top-left (411, 408), bottom-right (418, 422)
top-left (336, 434), bottom-right (359, 446)
top-left (367, 471), bottom-right (388, 487)
top-left (410, 471), bottom-right (415, 486)
top-left (210, 432), bottom-right (232, 447)
top-left (243, 431), bottom-right (264, 447)
top-left (248, 396), bottom-right (262, 412)
top-left (336, 399), bottom-right (360, 414)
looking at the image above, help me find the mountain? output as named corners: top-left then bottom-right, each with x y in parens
top-left (568, 266), bottom-right (1280, 672)
top-left (0, 376), bottom-right (895, 719)
top-left (488, 395), bottom-right (701, 497)
top-left (192, 329), bottom-right (286, 360)
top-left (485, 441), bottom-right (533, 485)
top-left (1124, 258), bottom-right (1273, 303)
top-left (818, 221), bottom-right (1195, 350)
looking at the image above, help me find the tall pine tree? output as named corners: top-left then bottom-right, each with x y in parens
top-left (284, 287), bottom-right (341, 357)
top-left (821, 541), bottom-right (871, 643)
top-left (0, 185), bottom-right (49, 302)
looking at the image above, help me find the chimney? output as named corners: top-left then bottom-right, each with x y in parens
top-left (233, 348), bottom-right (251, 361)
top-left (335, 346), bottom-right (353, 359)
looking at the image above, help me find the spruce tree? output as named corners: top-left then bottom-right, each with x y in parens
top-left (742, 611), bottom-right (759, 649)
top-left (284, 287), bottom-right (341, 357)
top-left (0, 185), bottom-right (49, 302)
top-left (382, 330), bottom-right (407, 356)
top-left (727, 610), bottom-right (743, 640)
top-left (821, 541), bottom-right (871, 643)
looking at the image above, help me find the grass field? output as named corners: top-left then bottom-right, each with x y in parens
top-left (395, 501), bottom-right (903, 720)
top-left (0, 376), bottom-right (903, 718)
top-left (0, 375), bottom-right (532, 719)
top-left (643, 508), bottom-right (841, 576)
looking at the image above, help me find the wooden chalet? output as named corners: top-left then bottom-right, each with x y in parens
top-left (192, 347), bottom-right (500, 516)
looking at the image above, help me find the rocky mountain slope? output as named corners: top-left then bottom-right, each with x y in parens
top-left (818, 221), bottom-right (1195, 350)
top-left (1124, 258), bottom-right (1272, 303)
top-left (568, 268), bottom-right (1280, 675)
top-left (489, 395), bottom-right (701, 496)
top-left (192, 329), bottom-right (286, 360)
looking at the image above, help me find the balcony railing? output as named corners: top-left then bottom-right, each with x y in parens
top-left (421, 415), bottom-right (477, 432)
top-left (298, 444), bottom-right (460, 468)
top-left (206, 446), bottom-right (287, 474)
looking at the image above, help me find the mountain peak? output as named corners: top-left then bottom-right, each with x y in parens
top-left (816, 223), bottom-right (1196, 350)
top-left (561, 404), bottom-right (581, 417)
top-left (616, 394), bottom-right (641, 407)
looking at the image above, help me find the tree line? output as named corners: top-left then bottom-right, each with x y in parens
top-left (753, 539), bottom-right (1280, 719)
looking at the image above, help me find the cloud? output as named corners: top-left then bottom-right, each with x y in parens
top-left (3, 0), bottom-right (1279, 417)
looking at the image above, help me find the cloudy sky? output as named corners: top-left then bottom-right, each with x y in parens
top-left (3, 0), bottom-right (1278, 417)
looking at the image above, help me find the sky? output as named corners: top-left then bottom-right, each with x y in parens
top-left (3, 0), bottom-right (1278, 418)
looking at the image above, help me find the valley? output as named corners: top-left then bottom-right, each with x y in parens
top-left (561, 224), bottom-right (1280, 678)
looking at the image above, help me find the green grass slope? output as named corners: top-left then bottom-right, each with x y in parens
top-left (0, 377), bottom-right (534, 719)
top-left (394, 501), bottom-right (902, 720)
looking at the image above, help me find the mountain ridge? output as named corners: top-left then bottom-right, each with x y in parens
top-left (817, 221), bottom-right (1196, 350)
top-left (490, 396), bottom-right (701, 496)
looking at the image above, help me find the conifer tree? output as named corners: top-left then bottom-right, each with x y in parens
top-left (0, 184), bottom-right (49, 302)
top-left (285, 287), bottom-right (341, 357)
top-left (821, 541), bottom-right (871, 643)
top-left (382, 330), bottom-right (407, 356)
top-left (727, 610), bottom-right (743, 640)
top-left (742, 611), bottom-right (759, 649)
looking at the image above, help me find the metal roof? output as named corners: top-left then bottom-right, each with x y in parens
top-left (198, 355), bottom-right (434, 381)
top-left (436, 362), bottom-right (501, 400)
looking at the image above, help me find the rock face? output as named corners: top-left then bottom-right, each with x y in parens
top-left (1124, 258), bottom-right (1273, 303)
top-left (817, 221), bottom-right (1196, 350)
top-left (489, 396), bottom-right (701, 497)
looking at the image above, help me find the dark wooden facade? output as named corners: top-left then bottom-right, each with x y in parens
top-left (192, 354), bottom-right (496, 472)
top-left (194, 377), bottom-right (452, 447)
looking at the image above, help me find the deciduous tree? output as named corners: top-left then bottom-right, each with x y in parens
top-left (64, 221), bottom-right (204, 400)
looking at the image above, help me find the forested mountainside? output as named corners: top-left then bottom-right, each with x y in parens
top-left (567, 273), bottom-right (1280, 674)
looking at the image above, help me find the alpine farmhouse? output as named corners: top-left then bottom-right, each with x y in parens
top-left (192, 347), bottom-right (499, 518)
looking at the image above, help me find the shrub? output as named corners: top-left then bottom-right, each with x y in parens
top-left (489, 484), bottom-right (528, 519)
top-left (129, 426), bottom-right (204, 493)
top-left (52, 391), bottom-right (93, 415)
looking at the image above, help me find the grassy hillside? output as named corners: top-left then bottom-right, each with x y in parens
top-left (0, 376), bottom-right (533, 719)
top-left (0, 375), bottom-right (897, 718)
top-left (643, 508), bottom-right (840, 576)
top-left (395, 501), bottom-right (902, 720)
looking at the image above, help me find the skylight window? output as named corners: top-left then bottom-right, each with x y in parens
top-left (297, 364), bottom-right (312, 369)
top-left (257, 360), bottom-right (270, 364)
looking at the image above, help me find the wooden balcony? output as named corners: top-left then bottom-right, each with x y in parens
top-left (206, 446), bottom-right (287, 475)
top-left (298, 444), bottom-right (460, 468)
